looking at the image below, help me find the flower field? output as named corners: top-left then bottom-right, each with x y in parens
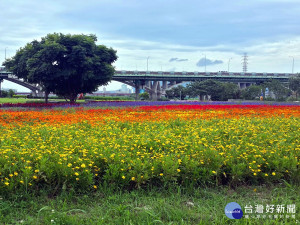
top-left (0, 104), bottom-right (299, 194)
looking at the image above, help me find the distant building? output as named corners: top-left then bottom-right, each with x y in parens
top-left (121, 84), bottom-right (130, 93)
top-left (85, 84), bottom-right (133, 96)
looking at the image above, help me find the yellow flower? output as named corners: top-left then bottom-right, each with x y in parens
top-left (35, 169), bottom-right (39, 173)
top-left (75, 172), bottom-right (79, 176)
top-left (272, 172), bottom-right (276, 176)
top-left (93, 185), bottom-right (97, 189)
top-left (81, 164), bottom-right (86, 168)
top-left (253, 173), bottom-right (257, 176)
top-left (160, 173), bottom-right (164, 176)
top-left (33, 175), bottom-right (37, 179)
top-left (9, 174), bottom-right (13, 177)
top-left (14, 172), bottom-right (18, 176)
top-left (212, 171), bottom-right (216, 174)
top-left (122, 176), bottom-right (125, 179)
top-left (4, 182), bottom-right (9, 186)
top-left (76, 178), bottom-right (79, 181)
top-left (131, 177), bottom-right (135, 181)
top-left (177, 169), bottom-right (181, 172)
top-left (67, 163), bottom-right (72, 167)
top-left (20, 180), bottom-right (24, 184)
top-left (265, 174), bottom-right (268, 177)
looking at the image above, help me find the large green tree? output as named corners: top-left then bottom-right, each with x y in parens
top-left (241, 85), bottom-right (263, 100)
top-left (187, 80), bottom-right (225, 101)
top-left (3, 33), bottom-right (117, 102)
top-left (186, 81), bottom-right (207, 100)
top-left (221, 82), bottom-right (240, 101)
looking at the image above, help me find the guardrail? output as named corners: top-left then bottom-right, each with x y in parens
top-left (114, 71), bottom-right (292, 77)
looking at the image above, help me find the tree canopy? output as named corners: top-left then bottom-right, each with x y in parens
top-left (264, 80), bottom-right (291, 101)
top-left (165, 85), bottom-right (187, 100)
top-left (241, 85), bottom-right (263, 100)
top-left (186, 80), bottom-right (239, 101)
top-left (3, 33), bottom-right (118, 102)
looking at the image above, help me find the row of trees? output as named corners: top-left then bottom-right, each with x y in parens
top-left (0, 89), bottom-right (15, 98)
top-left (165, 76), bottom-right (300, 101)
top-left (165, 80), bottom-right (240, 101)
top-left (3, 33), bottom-right (117, 103)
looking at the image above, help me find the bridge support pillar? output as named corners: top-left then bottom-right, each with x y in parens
top-left (32, 91), bottom-right (36, 97)
top-left (162, 81), bottom-right (168, 89)
top-left (145, 81), bottom-right (151, 89)
top-left (151, 81), bottom-right (159, 100)
top-left (134, 81), bottom-right (141, 100)
top-left (238, 82), bottom-right (247, 89)
top-left (0, 79), bottom-right (2, 97)
top-left (157, 82), bottom-right (162, 99)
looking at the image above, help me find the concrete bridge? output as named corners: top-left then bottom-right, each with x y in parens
top-left (0, 68), bottom-right (293, 100)
top-left (0, 70), bottom-right (43, 97)
top-left (113, 70), bottom-right (292, 100)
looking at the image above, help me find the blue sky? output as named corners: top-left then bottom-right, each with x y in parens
top-left (1, 0), bottom-right (300, 91)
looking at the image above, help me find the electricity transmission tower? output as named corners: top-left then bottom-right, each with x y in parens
top-left (242, 53), bottom-right (248, 73)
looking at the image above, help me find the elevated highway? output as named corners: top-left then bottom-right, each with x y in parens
top-left (0, 68), bottom-right (294, 100)
top-left (113, 70), bottom-right (292, 99)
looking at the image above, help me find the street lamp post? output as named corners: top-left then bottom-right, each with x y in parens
top-left (5, 47), bottom-right (8, 60)
top-left (228, 57), bottom-right (233, 72)
top-left (205, 55), bottom-right (206, 72)
top-left (202, 54), bottom-right (206, 72)
top-left (147, 56), bottom-right (149, 72)
top-left (289, 56), bottom-right (294, 74)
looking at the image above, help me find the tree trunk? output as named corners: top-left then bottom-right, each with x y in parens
top-left (45, 90), bottom-right (49, 103)
top-left (70, 98), bottom-right (77, 103)
top-left (67, 93), bottom-right (78, 103)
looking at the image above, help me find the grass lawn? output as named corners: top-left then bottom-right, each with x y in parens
top-left (0, 98), bottom-right (33, 103)
top-left (0, 184), bottom-right (299, 225)
top-left (0, 98), bottom-right (86, 104)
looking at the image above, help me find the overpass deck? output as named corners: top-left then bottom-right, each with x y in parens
top-left (113, 71), bottom-right (291, 82)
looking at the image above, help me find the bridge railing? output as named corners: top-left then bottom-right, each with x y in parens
top-left (8, 74), bottom-right (18, 79)
top-left (115, 70), bottom-right (292, 77)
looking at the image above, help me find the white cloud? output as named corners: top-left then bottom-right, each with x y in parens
top-left (1, 0), bottom-right (300, 91)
